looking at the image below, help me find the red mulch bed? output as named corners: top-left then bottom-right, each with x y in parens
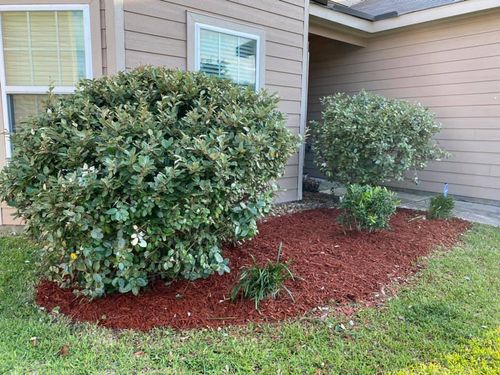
top-left (36, 208), bottom-right (470, 331)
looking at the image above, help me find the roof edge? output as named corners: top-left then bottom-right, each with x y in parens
top-left (309, 0), bottom-right (500, 34)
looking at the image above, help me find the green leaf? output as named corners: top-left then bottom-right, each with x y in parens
top-left (214, 253), bottom-right (224, 263)
top-left (91, 228), bottom-right (104, 240)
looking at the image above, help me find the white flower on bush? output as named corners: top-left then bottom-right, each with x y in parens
top-left (81, 163), bottom-right (96, 177)
top-left (77, 163), bottom-right (97, 186)
top-left (131, 225), bottom-right (147, 248)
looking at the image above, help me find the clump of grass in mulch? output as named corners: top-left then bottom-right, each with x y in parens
top-left (230, 243), bottom-right (295, 310)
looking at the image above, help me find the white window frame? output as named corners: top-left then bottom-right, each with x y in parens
top-left (187, 12), bottom-right (266, 92)
top-left (0, 4), bottom-right (93, 158)
top-left (194, 23), bottom-right (261, 90)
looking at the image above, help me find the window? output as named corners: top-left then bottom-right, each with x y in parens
top-left (188, 13), bottom-right (265, 91)
top-left (0, 5), bottom-right (92, 156)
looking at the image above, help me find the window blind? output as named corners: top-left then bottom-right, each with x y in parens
top-left (199, 28), bottom-right (257, 89)
top-left (7, 94), bottom-right (46, 132)
top-left (2, 11), bottom-right (86, 86)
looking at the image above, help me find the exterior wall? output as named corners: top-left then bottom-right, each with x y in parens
top-left (306, 10), bottom-right (500, 202)
top-left (0, 0), bottom-right (105, 224)
top-left (122, 0), bottom-right (308, 202)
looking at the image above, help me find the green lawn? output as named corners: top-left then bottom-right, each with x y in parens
top-left (0, 225), bottom-right (499, 374)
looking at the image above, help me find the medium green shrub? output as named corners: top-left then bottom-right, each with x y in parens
top-left (338, 184), bottom-right (399, 232)
top-left (310, 91), bottom-right (447, 185)
top-left (428, 194), bottom-right (454, 219)
top-left (230, 243), bottom-right (294, 310)
top-left (0, 67), bottom-right (299, 297)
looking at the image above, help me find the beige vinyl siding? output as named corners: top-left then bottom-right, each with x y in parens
top-left (123, 0), bottom-right (307, 202)
top-left (306, 10), bottom-right (500, 202)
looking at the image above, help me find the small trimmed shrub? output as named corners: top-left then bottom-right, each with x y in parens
top-left (310, 90), bottom-right (447, 185)
top-left (428, 194), bottom-right (454, 219)
top-left (303, 175), bottom-right (320, 193)
top-left (338, 184), bottom-right (399, 232)
top-left (230, 243), bottom-right (294, 310)
top-left (0, 67), bottom-right (299, 297)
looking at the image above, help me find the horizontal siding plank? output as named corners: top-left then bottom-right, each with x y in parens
top-left (311, 80), bottom-right (500, 99)
top-left (405, 93), bottom-right (500, 107)
top-left (228, 0), bottom-right (304, 21)
top-left (407, 170), bottom-right (500, 190)
top-left (313, 54), bottom-right (500, 83)
top-left (266, 56), bottom-right (302, 75)
top-left (309, 68), bottom-right (500, 93)
top-left (445, 151), bottom-right (500, 165)
top-left (281, 0), bottom-right (304, 6)
top-left (267, 70), bottom-right (302, 88)
top-left (283, 164), bottom-right (299, 177)
top-left (124, 11), bottom-right (186, 40)
top-left (435, 140), bottom-right (499, 154)
top-left (491, 165), bottom-right (500, 177)
top-left (436, 128), bottom-right (500, 141)
top-left (312, 46), bottom-right (500, 77)
top-left (278, 100), bottom-right (301, 115)
top-left (125, 31), bottom-right (186, 58)
top-left (275, 188), bottom-right (299, 203)
top-left (266, 85), bottom-right (302, 101)
top-left (287, 153), bottom-right (299, 166)
top-left (439, 117), bottom-right (500, 129)
top-left (424, 160), bottom-right (500, 177)
top-left (266, 41), bottom-right (303, 62)
top-left (124, 0), bottom-right (186, 24)
top-left (286, 114), bottom-right (300, 128)
top-left (277, 176), bottom-right (299, 190)
top-left (430, 105), bottom-right (500, 118)
top-left (125, 50), bottom-right (186, 70)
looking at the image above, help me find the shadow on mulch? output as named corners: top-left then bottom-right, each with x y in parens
top-left (36, 208), bottom-right (470, 331)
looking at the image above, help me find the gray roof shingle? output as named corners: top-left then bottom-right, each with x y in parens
top-left (350, 0), bottom-right (464, 16)
top-left (313, 0), bottom-right (466, 20)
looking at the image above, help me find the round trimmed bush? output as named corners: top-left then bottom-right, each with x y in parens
top-left (0, 67), bottom-right (299, 297)
top-left (310, 90), bottom-right (447, 185)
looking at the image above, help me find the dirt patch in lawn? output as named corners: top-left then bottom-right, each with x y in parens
top-left (36, 208), bottom-right (470, 331)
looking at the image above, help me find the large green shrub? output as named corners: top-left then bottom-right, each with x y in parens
top-left (0, 67), bottom-right (299, 297)
top-left (338, 184), bottom-right (399, 232)
top-left (310, 91), bottom-right (447, 185)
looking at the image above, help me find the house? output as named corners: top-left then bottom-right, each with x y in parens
top-left (0, 0), bottom-right (498, 225)
top-left (305, 0), bottom-right (500, 205)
